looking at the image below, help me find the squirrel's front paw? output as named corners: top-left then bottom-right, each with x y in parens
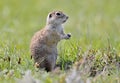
top-left (66, 33), bottom-right (71, 39)
top-left (61, 33), bottom-right (71, 40)
top-left (67, 33), bottom-right (71, 37)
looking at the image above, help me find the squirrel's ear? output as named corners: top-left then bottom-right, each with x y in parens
top-left (49, 14), bottom-right (52, 18)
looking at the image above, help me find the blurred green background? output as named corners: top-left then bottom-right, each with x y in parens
top-left (0, 0), bottom-right (120, 49)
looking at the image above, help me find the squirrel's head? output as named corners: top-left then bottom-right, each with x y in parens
top-left (46, 11), bottom-right (69, 25)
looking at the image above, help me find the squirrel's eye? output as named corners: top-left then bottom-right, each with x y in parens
top-left (49, 14), bottom-right (52, 18)
top-left (56, 12), bottom-right (61, 16)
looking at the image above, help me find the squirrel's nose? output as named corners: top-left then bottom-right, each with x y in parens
top-left (66, 16), bottom-right (69, 19)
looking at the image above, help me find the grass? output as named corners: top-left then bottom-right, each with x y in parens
top-left (0, 0), bottom-right (120, 83)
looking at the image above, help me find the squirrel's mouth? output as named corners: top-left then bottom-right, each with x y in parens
top-left (63, 16), bottom-right (68, 23)
top-left (63, 20), bottom-right (67, 23)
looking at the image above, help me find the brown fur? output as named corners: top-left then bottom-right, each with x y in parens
top-left (30, 11), bottom-right (71, 72)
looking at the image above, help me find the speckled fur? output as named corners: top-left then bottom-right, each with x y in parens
top-left (30, 11), bottom-right (71, 71)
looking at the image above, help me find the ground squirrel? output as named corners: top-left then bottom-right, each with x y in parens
top-left (30, 11), bottom-right (71, 72)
